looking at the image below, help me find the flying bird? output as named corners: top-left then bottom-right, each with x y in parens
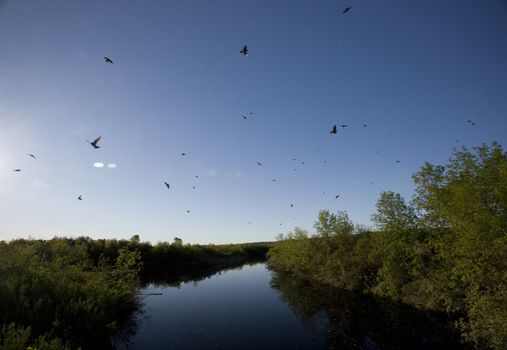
top-left (396, 160), bottom-right (401, 163)
top-left (342, 6), bottom-right (351, 14)
top-left (340, 124), bottom-right (348, 128)
top-left (330, 125), bottom-right (337, 134)
top-left (186, 210), bottom-right (191, 213)
top-left (363, 124), bottom-right (367, 127)
top-left (290, 204), bottom-right (293, 208)
top-left (87, 136), bottom-right (101, 149)
top-left (181, 153), bottom-right (186, 156)
top-left (256, 162), bottom-right (262, 166)
top-left (77, 195), bottom-right (83, 200)
top-left (242, 115), bottom-right (247, 120)
top-left (164, 181), bottom-right (170, 189)
top-left (12, 169), bottom-right (21, 172)
top-left (195, 175), bottom-right (199, 179)
top-left (104, 57), bottom-right (113, 64)
top-left (335, 194), bottom-right (340, 199)
top-left (272, 179), bottom-right (277, 182)
top-left (27, 154), bottom-right (36, 159)
top-left (240, 45), bottom-right (248, 56)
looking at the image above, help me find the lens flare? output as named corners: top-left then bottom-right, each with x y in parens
top-left (93, 162), bottom-right (104, 168)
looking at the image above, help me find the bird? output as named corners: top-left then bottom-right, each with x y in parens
top-left (192, 186), bottom-right (196, 189)
top-left (301, 162), bottom-right (305, 165)
top-left (323, 160), bottom-right (327, 164)
top-left (256, 162), bottom-right (262, 166)
top-left (363, 124), bottom-right (367, 127)
top-left (242, 115), bottom-right (247, 120)
top-left (248, 222), bottom-right (252, 224)
top-left (330, 125), bottom-right (337, 134)
top-left (27, 154), bottom-right (36, 159)
top-left (342, 6), bottom-right (351, 14)
top-left (87, 136), bottom-right (101, 149)
top-left (77, 195), bottom-right (83, 200)
top-left (164, 181), bottom-right (170, 189)
top-left (104, 57), bottom-right (113, 64)
top-left (290, 204), bottom-right (293, 208)
top-left (272, 179), bottom-right (277, 182)
top-left (335, 194), bottom-right (340, 199)
top-left (340, 124), bottom-right (348, 128)
top-left (12, 169), bottom-right (21, 172)
top-left (240, 45), bottom-right (248, 56)
top-left (181, 153), bottom-right (186, 156)
top-left (195, 175), bottom-right (199, 179)
top-left (292, 158), bottom-right (297, 161)
top-left (186, 210), bottom-right (191, 213)
top-left (396, 160), bottom-right (401, 163)
top-left (322, 192), bottom-right (326, 195)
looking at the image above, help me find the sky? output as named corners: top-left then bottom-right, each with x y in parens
top-left (0, 0), bottom-right (506, 244)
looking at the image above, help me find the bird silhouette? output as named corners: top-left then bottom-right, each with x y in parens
top-left (87, 136), bottom-right (101, 149)
top-left (240, 45), bottom-right (248, 56)
top-left (330, 125), bottom-right (337, 134)
top-left (292, 158), bottom-right (297, 161)
top-left (290, 204), bottom-right (293, 208)
top-left (192, 186), bottom-right (196, 189)
top-left (335, 194), bottom-right (340, 199)
top-left (396, 160), bottom-right (401, 163)
top-left (195, 175), bottom-right (199, 179)
top-left (27, 154), bottom-right (36, 159)
top-left (272, 179), bottom-right (277, 182)
top-left (242, 115), bottom-right (247, 120)
top-left (104, 57), bottom-right (113, 64)
top-left (186, 210), bottom-right (191, 213)
top-left (342, 6), bottom-right (351, 14)
top-left (164, 181), bottom-right (170, 189)
top-left (363, 124), bottom-right (367, 127)
top-left (181, 153), bottom-right (186, 156)
top-left (248, 222), bottom-right (252, 224)
top-left (340, 124), bottom-right (348, 128)
top-left (12, 169), bottom-right (21, 172)
top-left (77, 195), bottom-right (83, 200)
top-left (257, 162), bottom-right (262, 166)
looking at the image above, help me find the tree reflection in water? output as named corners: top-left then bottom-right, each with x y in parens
top-left (269, 270), bottom-right (470, 350)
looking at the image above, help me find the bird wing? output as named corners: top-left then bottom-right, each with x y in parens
top-left (93, 136), bottom-right (101, 144)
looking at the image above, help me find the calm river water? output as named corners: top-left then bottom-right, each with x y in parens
top-left (122, 263), bottom-right (467, 350)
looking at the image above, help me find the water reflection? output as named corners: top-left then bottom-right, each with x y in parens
top-left (270, 270), bottom-right (470, 349)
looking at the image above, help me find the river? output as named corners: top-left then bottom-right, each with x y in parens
top-left (121, 263), bottom-right (468, 349)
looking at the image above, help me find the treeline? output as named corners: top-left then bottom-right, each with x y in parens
top-left (0, 237), bottom-right (272, 349)
top-left (268, 142), bottom-right (507, 349)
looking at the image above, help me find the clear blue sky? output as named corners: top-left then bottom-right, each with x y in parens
top-left (1, 0), bottom-right (506, 244)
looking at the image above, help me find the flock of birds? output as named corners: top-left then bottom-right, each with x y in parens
top-left (9, 4), bottom-right (481, 229)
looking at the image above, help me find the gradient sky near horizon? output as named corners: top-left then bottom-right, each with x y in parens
top-left (1, 0), bottom-right (506, 244)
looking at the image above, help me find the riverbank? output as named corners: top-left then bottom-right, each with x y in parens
top-left (0, 237), bottom-right (273, 349)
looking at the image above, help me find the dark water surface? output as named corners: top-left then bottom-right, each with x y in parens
top-left (122, 263), bottom-right (467, 350)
